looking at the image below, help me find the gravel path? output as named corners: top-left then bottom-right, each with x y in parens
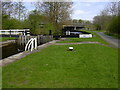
top-left (54, 41), bottom-right (101, 45)
top-left (94, 31), bottom-right (120, 48)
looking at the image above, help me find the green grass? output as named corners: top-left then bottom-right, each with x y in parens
top-left (2, 44), bottom-right (118, 88)
top-left (90, 30), bottom-right (106, 32)
top-left (58, 31), bottom-right (108, 44)
top-left (0, 37), bottom-right (16, 42)
top-left (104, 32), bottom-right (120, 39)
top-left (0, 67), bottom-right (2, 89)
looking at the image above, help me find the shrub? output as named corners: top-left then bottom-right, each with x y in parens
top-left (106, 16), bottom-right (120, 35)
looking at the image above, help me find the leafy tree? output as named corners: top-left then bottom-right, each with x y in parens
top-left (73, 19), bottom-right (78, 23)
top-left (78, 19), bottom-right (83, 23)
top-left (44, 23), bottom-right (55, 34)
top-left (21, 20), bottom-right (30, 29)
top-left (93, 14), bottom-right (113, 30)
top-left (35, 2), bottom-right (73, 34)
top-left (93, 2), bottom-right (119, 32)
top-left (106, 16), bottom-right (120, 35)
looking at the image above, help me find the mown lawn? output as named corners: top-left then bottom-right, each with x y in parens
top-left (2, 44), bottom-right (118, 88)
top-left (0, 37), bottom-right (16, 42)
top-left (57, 31), bottom-right (109, 45)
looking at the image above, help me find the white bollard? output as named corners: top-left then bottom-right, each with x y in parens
top-left (69, 47), bottom-right (73, 51)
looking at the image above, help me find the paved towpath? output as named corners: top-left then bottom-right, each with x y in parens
top-left (93, 31), bottom-right (120, 48)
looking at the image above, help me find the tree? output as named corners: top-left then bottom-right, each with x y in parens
top-left (106, 16), bottom-right (120, 35)
top-left (73, 19), bottom-right (78, 23)
top-left (44, 23), bottom-right (55, 34)
top-left (106, 2), bottom-right (119, 16)
top-left (2, 1), bottom-right (28, 29)
top-left (93, 14), bottom-right (113, 30)
top-left (118, 1), bottom-right (120, 15)
top-left (93, 1), bottom-right (119, 35)
top-left (2, 14), bottom-right (22, 29)
top-left (78, 19), bottom-right (83, 23)
top-left (0, 0), bottom-right (2, 29)
top-left (13, 2), bottom-right (26, 21)
top-left (35, 2), bottom-right (73, 34)
top-left (28, 10), bottom-right (44, 34)
top-left (28, 10), bottom-right (56, 35)
top-left (93, 16), bottom-right (102, 30)
top-left (2, 2), bottom-right (13, 18)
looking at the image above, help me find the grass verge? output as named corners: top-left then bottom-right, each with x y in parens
top-left (2, 44), bottom-right (118, 88)
top-left (0, 37), bottom-right (16, 42)
top-left (104, 32), bottom-right (120, 39)
top-left (57, 31), bottom-right (109, 45)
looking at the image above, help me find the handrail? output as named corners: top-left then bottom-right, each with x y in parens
top-left (25, 38), bottom-right (37, 51)
top-left (25, 38), bottom-right (33, 51)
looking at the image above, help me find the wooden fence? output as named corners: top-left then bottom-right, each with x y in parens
top-left (17, 35), bottom-right (53, 46)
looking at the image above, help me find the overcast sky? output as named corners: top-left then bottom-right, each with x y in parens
top-left (24, 2), bottom-right (109, 21)
top-left (71, 2), bottom-right (108, 21)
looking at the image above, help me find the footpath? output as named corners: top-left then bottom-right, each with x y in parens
top-left (94, 31), bottom-right (120, 48)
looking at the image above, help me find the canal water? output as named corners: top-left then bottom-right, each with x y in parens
top-left (0, 43), bottom-right (24, 60)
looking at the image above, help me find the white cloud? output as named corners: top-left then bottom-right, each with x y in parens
top-left (84, 3), bottom-right (91, 7)
top-left (71, 2), bottom-right (110, 21)
top-left (72, 10), bottom-right (90, 20)
top-left (72, 0), bottom-right (119, 2)
top-left (3, 0), bottom-right (119, 2)
top-left (74, 10), bottom-right (86, 15)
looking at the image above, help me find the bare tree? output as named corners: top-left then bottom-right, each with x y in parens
top-left (118, 1), bottom-right (120, 15)
top-left (106, 2), bottom-right (118, 16)
top-left (2, 2), bottom-right (14, 18)
top-left (13, 2), bottom-right (26, 21)
top-left (0, 0), bottom-right (2, 29)
top-left (35, 2), bottom-right (73, 31)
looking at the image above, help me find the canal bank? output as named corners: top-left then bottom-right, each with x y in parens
top-left (0, 40), bottom-right (58, 66)
top-left (0, 40), bottom-right (24, 59)
top-left (0, 40), bottom-right (16, 47)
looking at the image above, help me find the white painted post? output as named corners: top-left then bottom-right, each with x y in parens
top-left (25, 38), bottom-right (33, 51)
top-left (66, 31), bottom-right (70, 35)
top-left (34, 38), bottom-right (37, 49)
top-left (31, 39), bottom-right (34, 51)
top-left (28, 39), bottom-right (33, 51)
top-left (74, 26), bottom-right (76, 30)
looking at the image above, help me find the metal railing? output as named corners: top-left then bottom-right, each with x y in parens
top-left (25, 38), bottom-right (37, 51)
